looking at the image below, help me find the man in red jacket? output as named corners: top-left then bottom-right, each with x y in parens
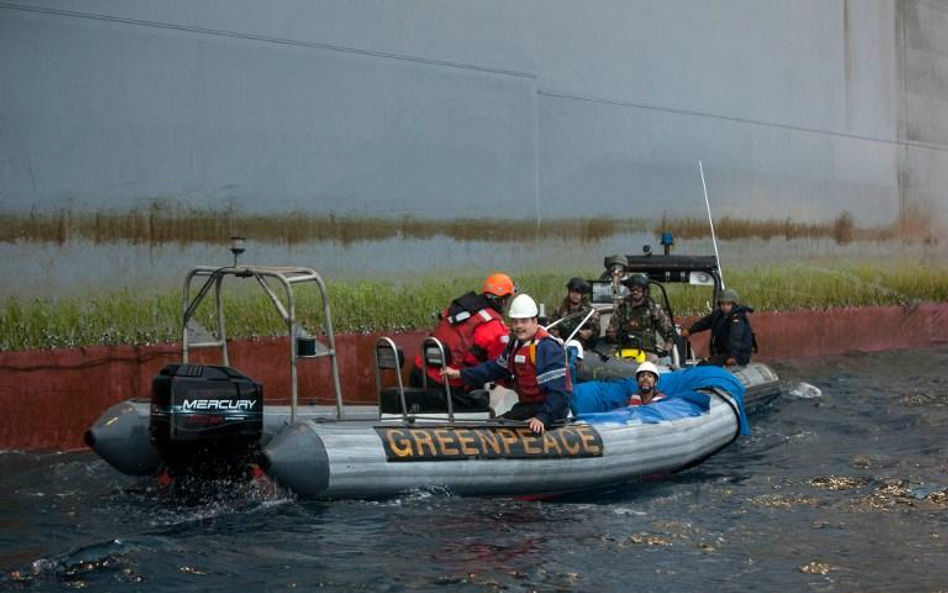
top-left (443, 294), bottom-right (571, 435)
top-left (411, 273), bottom-right (514, 394)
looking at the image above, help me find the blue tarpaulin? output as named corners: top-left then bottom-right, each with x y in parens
top-left (571, 365), bottom-right (750, 435)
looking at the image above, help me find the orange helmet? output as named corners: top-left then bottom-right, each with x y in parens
top-left (482, 273), bottom-right (515, 297)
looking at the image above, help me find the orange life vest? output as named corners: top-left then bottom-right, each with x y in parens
top-left (425, 301), bottom-right (504, 386)
top-left (506, 328), bottom-right (571, 403)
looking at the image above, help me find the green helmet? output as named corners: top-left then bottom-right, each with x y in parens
top-left (717, 288), bottom-right (740, 304)
top-left (604, 254), bottom-right (628, 270)
top-left (624, 273), bottom-right (650, 290)
top-left (566, 276), bottom-right (590, 293)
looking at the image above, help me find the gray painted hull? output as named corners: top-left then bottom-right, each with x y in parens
top-left (2, 1), bottom-right (946, 232)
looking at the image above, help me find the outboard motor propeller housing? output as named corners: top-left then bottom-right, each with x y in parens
top-left (150, 363), bottom-right (264, 477)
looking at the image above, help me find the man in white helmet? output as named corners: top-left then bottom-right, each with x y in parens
top-left (628, 362), bottom-right (666, 406)
top-left (443, 294), bottom-right (571, 434)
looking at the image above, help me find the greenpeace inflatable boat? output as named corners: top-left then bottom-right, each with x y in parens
top-left (260, 365), bottom-right (753, 499)
top-left (85, 242), bottom-right (781, 498)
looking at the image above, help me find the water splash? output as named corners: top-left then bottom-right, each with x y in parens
top-left (788, 382), bottom-right (822, 399)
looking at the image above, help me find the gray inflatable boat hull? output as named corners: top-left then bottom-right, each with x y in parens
top-left (260, 392), bottom-right (743, 499)
top-left (86, 363), bottom-right (778, 492)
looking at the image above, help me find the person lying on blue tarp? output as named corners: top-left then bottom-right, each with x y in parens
top-left (626, 362), bottom-right (666, 406)
top-left (570, 364), bottom-right (750, 436)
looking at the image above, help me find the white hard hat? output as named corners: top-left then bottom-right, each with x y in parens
top-left (636, 361), bottom-right (660, 379)
top-left (508, 294), bottom-right (539, 319)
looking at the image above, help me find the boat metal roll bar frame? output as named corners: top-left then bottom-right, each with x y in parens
top-left (374, 336), bottom-right (407, 418)
top-left (181, 264), bottom-right (343, 423)
top-left (374, 336), bottom-right (456, 422)
top-left (422, 337), bottom-right (455, 421)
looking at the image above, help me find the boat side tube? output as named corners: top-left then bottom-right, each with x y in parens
top-left (256, 420), bottom-right (331, 496)
top-left (671, 388), bottom-right (742, 472)
top-left (261, 393), bottom-right (743, 499)
top-left (86, 399), bottom-right (375, 477)
top-left (84, 401), bottom-right (162, 476)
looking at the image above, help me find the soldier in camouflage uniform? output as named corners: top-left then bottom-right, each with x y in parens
top-left (548, 277), bottom-right (600, 348)
top-left (605, 273), bottom-right (676, 360)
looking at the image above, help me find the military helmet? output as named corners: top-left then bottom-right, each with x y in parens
top-left (566, 276), bottom-right (590, 293)
top-left (717, 288), bottom-right (740, 304)
top-left (624, 273), bottom-right (650, 290)
top-left (604, 254), bottom-right (628, 270)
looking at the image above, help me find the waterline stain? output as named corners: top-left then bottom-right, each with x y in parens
top-left (2, 205), bottom-right (938, 247)
top-left (0, 207), bottom-right (646, 247)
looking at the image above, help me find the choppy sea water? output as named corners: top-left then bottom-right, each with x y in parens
top-left (2, 349), bottom-right (947, 592)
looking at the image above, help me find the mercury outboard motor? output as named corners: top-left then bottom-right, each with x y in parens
top-left (150, 363), bottom-right (263, 477)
